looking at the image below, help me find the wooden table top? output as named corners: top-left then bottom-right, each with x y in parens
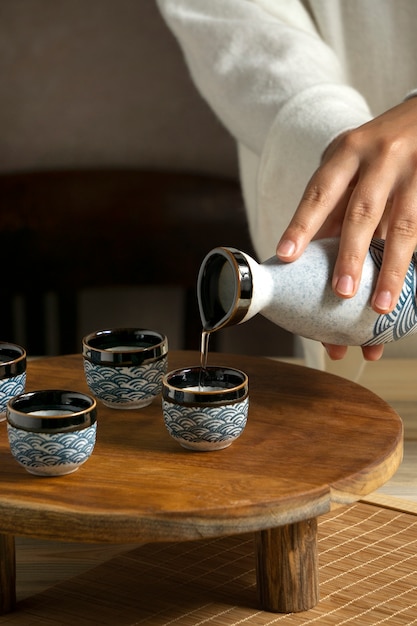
top-left (0, 352), bottom-right (403, 544)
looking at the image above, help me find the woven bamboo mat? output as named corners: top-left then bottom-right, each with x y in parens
top-left (2, 502), bottom-right (417, 625)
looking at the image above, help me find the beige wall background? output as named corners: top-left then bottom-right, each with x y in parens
top-left (0, 0), bottom-right (237, 176)
top-left (1, 0), bottom-right (415, 358)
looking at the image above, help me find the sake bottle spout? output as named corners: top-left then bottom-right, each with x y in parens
top-left (197, 247), bottom-right (273, 332)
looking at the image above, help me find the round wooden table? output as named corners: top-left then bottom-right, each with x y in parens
top-left (0, 352), bottom-right (403, 614)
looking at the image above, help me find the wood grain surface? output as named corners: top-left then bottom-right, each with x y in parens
top-left (255, 518), bottom-right (319, 612)
top-left (0, 351), bottom-right (402, 545)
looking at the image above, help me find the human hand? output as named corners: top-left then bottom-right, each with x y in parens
top-left (276, 98), bottom-right (417, 360)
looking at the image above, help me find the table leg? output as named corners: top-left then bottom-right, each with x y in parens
top-left (254, 518), bottom-right (319, 613)
top-left (0, 534), bottom-right (16, 613)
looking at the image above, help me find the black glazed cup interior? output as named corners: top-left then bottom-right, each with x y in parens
top-left (0, 343), bottom-right (26, 378)
top-left (162, 366), bottom-right (248, 406)
top-left (7, 390), bottom-right (97, 433)
top-left (82, 328), bottom-right (168, 367)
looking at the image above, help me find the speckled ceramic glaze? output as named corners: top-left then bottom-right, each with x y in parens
top-left (197, 237), bottom-right (417, 347)
top-left (7, 390), bottom-right (97, 476)
top-left (83, 328), bottom-right (168, 409)
top-left (162, 366), bottom-right (249, 451)
top-left (0, 343), bottom-right (26, 419)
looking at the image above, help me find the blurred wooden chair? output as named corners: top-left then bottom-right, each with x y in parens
top-left (0, 168), bottom-right (256, 355)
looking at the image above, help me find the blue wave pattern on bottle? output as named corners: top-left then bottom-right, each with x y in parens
top-left (7, 422), bottom-right (97, 475)
top-left (0, 372), bottom-right (26, 414)
top-left (364, 239), bottom-right (417, 345)
top-left (162, 397), bottom-right (248, 446)
top-left (84, 358), bottom-right (167, 405)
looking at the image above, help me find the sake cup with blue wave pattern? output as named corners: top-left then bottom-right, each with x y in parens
top-left (0, 342), bottom-right (26, 421)
top-left (6, 389), bottom-right (97, 476)
top-left (82, 328), bottom-right (168, 409)
top-left (162, 366), bottom-right (249, 451)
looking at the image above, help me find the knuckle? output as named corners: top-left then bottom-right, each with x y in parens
top-left (287, 217), bottom-right (311, 236)
top-left (373, 136), bottom-right (402, 159)
top-left (337, 128), bottom-right (367, 155)
top-left (385, 138), bottom-right (404, 159)
top-left (379, 265), bottom-right (406, 285)
top-left (339, 250), bottom-right (363, 267)
top-left (390, 217), bottom-right (417, 239)
top-left (340, 129), bottom-right (404, 163)
top-left (347, 199), bottom-right (376, 224)
top-left (301, 182), bottom-right (330, 209)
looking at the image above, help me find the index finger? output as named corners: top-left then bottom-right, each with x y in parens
top-left (276, 152), bottom-right (358, 261)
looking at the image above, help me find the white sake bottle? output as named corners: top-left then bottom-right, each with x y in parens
top-left (197, 238), bottom-right (417, 346)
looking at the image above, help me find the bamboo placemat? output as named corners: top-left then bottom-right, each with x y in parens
top-left (2, 502), bottom-right (417, 625)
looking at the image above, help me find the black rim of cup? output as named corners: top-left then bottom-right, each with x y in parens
top-left (162, 366), bottom-right (248, 406)
top-left (0, 342), bottom-right (26, 378)
top-left (7, 390), bottom-right (97, 433)
top-left (82, 328), bottom-right (168, 367)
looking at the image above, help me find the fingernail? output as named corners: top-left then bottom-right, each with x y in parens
top-left (335, 275), bottom-right (354, 296)
top-left (373, 290), bottom-right (392, 312)
top-left (277, 239), bottom-right (296, 258)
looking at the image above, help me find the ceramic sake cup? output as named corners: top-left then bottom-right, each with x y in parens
top-left (0, 342), bottom-right (27, 420)
top-left (82, 328), bottom-right (168, 409)
top-left (7, 389), bottom-right (97, 476)
top-left (162, 366), bottom-right (249, 451)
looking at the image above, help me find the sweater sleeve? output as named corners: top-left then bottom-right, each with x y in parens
top-left (156, 0), bottom-right (372, 259)
top-left (156, 0), bottom-right (371, 156)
